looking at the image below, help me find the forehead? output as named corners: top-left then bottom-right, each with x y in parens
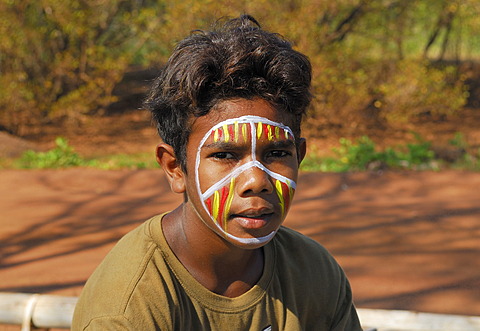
top-left (189, 98), bottom-right (296, 143)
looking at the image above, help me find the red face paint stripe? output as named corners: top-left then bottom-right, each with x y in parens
top-left (216, 186), bottom-right (229, 228)
top-left (262, 123), bottom-right (269, 140)
top-left (205, 198), bottom-right (212, 215)
top-left (228, 124), bottom-right (235, 142)
top-left (281, 181), bottom-right (292, 211)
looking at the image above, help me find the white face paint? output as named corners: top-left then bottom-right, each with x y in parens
top-left (195, 115), bottom-right (297, 245)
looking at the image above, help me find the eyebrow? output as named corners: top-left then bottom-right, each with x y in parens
top-left (201, 141), bottom-right (248, 150)
top-left (262, 140), bottom-right (296, 149)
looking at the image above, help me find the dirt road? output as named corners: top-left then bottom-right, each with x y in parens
top-left (1, 169), bottom-right (479, 317)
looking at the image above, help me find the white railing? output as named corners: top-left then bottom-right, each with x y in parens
top-left (0, 293), bottom-right (77, 330)
top-left (1, 292), bottom-right (480, 330)
top-left (357, 308), bottom-right (480, 331)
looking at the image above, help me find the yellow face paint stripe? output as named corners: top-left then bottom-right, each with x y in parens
top-left (234, 121), bottom-right (239, 142)
top-left (257, 122), bottom-right (263, 139)
top-left (223, 124), bottom-right (229, 142)
top-left (214, 128), bottom-right (219, 142)
top-left (267, 125), bottom-right (273, 141)
top-left (223, 177), bottom-right (236, 232)
top-left (287, 179), bottom-right (294, 200)
top-left (275, 126), bottom-right (280, 140)
top-left (212, 190), bottom-right (220, 223)
top-left (242, 123), bottom-right (248, 143)
top-left (275, 179), bottom-right (285, 218)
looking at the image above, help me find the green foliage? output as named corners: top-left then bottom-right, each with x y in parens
top-left (448, 132), bottom-right (480, 170)
top-left (0, 0), bottom-right (164, 133)
top-left (449, 132), bottom-right (468, 149)
top-left (17, 137), bottom-right (95, 169)
top-left (15, 138), bottom-right (160, 170)
top-left (6, 134), bottom-right (479, 171)
top-left (376, 61), bottom-right (467, 122)
top-left (1, 0), bottom-right (480, 135)
top-left (301, 135), bottom-right (437, 172)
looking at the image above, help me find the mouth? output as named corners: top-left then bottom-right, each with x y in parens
top-left (230, 208), bottom-right (274, 229)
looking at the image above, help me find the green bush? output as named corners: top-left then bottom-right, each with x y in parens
top-left (301, 135), bottom-right (438, 172)
top-left (14, 138), bottom-right (160, 170)
top-left (1, 0), bottom-right (478, 137)
top-left (17, 137), bottom-right (95, 169)
top-left (0, 1), bottom-right (164, 133)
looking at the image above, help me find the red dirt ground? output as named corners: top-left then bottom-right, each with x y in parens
top-left (1, 168), bottom-right (479, 323)
top-left (1, 68), bottom-right (480, 329)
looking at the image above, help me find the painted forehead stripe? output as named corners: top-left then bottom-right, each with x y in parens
top-left (197, 115), bottom-right (295, 150)
top-left (208, 115), bottom-right (293, 135)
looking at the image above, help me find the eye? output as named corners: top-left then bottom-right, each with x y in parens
top-left (210, 152), bottom-right (236, 160)
top-left (267, 150), bottom-right (291, 158)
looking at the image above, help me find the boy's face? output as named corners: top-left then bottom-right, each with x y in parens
top-left (184, 98), bottom-right (305, 249)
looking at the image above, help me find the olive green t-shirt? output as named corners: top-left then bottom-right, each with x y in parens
top-left (72, 214), bottom-right (362, 330)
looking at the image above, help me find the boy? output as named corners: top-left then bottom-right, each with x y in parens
top-left (73, 15), bottom-right (362, 330)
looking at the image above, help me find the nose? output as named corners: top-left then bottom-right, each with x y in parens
top-left (237, 165), bottom-right (273, 196)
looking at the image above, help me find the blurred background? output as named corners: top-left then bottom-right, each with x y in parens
top-left (1, 0), bottom-right (480, 168)
top-left (1, 1), bottom-right (480, 326)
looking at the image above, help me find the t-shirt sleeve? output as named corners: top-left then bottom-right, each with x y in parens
top-left (330, 276), bottom-right (363, 331)
top-left (273, 227), bottom-right (363, 330)
top-left (81, 315), bottom-right (133, 331)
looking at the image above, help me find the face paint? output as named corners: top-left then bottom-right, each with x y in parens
top-left (195, 115), bottom-right (297, 245)
top-left (275, 179), bottom-right (295, 218)
top-left (204, 177), bottom-right (236, 232)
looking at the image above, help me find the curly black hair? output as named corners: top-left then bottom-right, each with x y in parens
top-left (144, 14), bottom-right (312, 169)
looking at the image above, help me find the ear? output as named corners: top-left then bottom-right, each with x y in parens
top-left (156, 143), bottom-right (186, 194)
top-left (297, 138), bottom-right (307, 165)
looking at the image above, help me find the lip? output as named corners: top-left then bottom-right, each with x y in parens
top-left (230, 208), bottom-right (274, 229)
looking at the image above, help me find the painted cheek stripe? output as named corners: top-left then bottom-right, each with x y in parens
top-left (212, 190), bottom-right (220, 223)
top-left (275, 179), bottom-right (295, 218)
top-left (223, 178), bottom-right (235, 231)
top-left (275, 180), bottom-right (285, 218)
top-left (218, 186), bottom-right (230, 229)
top-left (205, 197), bottom-right (212, 215)
top-left (204, 178), bottom-right (236, 231)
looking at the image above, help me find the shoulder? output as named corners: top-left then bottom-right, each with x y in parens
top-left (273, 226), bottom-right (339, 267)
top-left (270, 226), bottom-right (347, 295)
top-left (73, 215), bottom-right (165, 329)
top-left (269, 227), bottom-right (362, 329)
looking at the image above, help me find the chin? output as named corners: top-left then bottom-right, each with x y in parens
top-left (222, 230), bottom-right (277, 249)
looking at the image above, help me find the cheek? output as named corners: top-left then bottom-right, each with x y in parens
top-left (274, 178), bottom-right (296, 218)
top-left (198, 161), bottom-right (235, 193)
top-left (203, 178), bottom-right (236, 231)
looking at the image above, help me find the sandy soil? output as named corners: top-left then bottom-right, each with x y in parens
top-left (1, 168), bottom-right (479, 322)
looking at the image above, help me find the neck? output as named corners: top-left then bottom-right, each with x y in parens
top-left (162, 205), bottom-right (265, 297)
